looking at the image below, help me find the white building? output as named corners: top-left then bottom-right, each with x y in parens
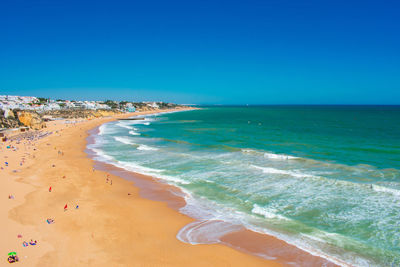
top-left (95, 103), bottom-right (111, 110)
top-left (145, 102), bottom-right (159, 109)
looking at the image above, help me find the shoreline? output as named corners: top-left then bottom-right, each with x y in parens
top-left (1, 107), bottom-right (274, 266)
top-left (86, 110), bottom-right (339, 266)
top-left (1, 107), bottom-right (337, 266)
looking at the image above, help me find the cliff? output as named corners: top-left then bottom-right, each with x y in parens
top-left (0, 110), bottom-right (21, 129)
top-left (41, 109), bottom-right (122, 119)
top-left (16, 110), bottom-right (47, 130)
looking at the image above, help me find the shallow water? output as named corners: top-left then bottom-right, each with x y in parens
top-left (88, 106), bottom-right (400, 266)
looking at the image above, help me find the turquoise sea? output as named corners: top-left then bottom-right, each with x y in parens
top-left (88, 106), bottom-right (400, 266)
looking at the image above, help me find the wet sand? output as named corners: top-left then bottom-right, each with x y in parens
top-left (0, 108), bottom-right (274, 266)
top-left (1, 107), bottom-right (336, 266)
top-left (87, 126), bottom-right (338, 267)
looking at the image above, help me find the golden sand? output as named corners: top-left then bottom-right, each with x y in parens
top-left (1, 109), bottom-right (279, 266)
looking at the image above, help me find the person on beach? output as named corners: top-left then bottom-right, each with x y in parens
top-left (64, 204), bottom-right (68, 211)
top-left (49, 186), bottom-right (52, 192)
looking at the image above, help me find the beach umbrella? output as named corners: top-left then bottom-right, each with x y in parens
top-left (8, 252), bottom-right (17, 256)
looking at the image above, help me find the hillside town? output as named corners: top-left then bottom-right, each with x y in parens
top-left (0, 95), bottom-right (184, 130)
top-left (0, 95), bottom-right (174, 112)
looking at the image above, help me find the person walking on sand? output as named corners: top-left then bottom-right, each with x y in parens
top-left (64, 204), bottom-right (68, 211)
top-left (49, 186), bottom-right (52, 192)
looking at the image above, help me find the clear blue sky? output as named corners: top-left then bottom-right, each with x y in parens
top-left (0, 0), bottom-right (399, 104)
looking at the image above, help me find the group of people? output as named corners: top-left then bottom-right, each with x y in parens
top-left (22, 239), bottom-right (37, 247)
top-left (2, 122), bottom-right (92, 264)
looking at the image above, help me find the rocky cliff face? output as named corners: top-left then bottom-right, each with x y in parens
top-left (0, 110), bottom-right (21, 129)
top-left (41, 109), bottom-right (122, 119)
top-left (16, 111), bottom-right (46, 130)
top-left (1, 108), bottom-right (125, 130)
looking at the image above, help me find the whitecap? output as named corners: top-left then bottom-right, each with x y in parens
top-left (90, 148), bottom-right (114, 162)
top-left (252, 204), bottom-right (289, 220)
top-left (98, 124), bottom-right (106, 135)
top-left (129, 130), bottom-right (140, 136)
top-left (241, 149), bottom-right (298, 160)
top-left (372, 184), bottom-right (400, 197)
top-left (116, 122), bottom-right (134, 129)
top-left (251, 165), bottom-right (319, 179)
top-left (264, 152), bottom-right (298, 160)
top-left (114, 161), bottom-right (189, 184)
top-left (113, 136), bottom-right (136, 145)
top-left (137, 144), bottom-right (158, 151)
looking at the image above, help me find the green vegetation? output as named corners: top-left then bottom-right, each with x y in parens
top-left (37, 97), bottom-right (48, 104)
top-left (103, 100), bottom-right (118, 109)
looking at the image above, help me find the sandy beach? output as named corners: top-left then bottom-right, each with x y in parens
top-left (1, 108), bottom-right (277, 266)
top-left (1, 108), bottom-right (336, 266)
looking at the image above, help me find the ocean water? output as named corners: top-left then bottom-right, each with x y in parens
top-left (88, 106), bottom-right (400, 266)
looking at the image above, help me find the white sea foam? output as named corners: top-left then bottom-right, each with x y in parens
top-left (264, 152), bottom-right (298, 160)
top-left (372, 185), bottom-right (400, 197)
top-left (91, 115), bottom-right (383, 267)
top-left (116, 122), bottom-right (134, 129)
top-left (178, 192), bottom-right (353, 266)
top-left (177, 220), bottom-right (242, 244)
top-left (90, 148), bottom-right (114, 162)
top-left (98, 124), bottom-right (106, 135)
top-left (115, 160), bottom-right (162, 173)
top-left (98, 123), bottom-right (119, 135)
top-left (90, 136), bottom-right (357, 266)
top-left (113, 136), bottom-right (136, 145)
top-left (114, 161), bottom-right (189, 184)
top-left (128, 130), bottom-right (140, 135)
top-left (251, 165), bottom-right (319, 179)
top-left (252, 204), bottom-right (289, 220)
top-left (155, 173), bottom-right (190, 184)
top-left (137, 144), bottom-right (158, 151)
top-left (241, 149), bottom-right (297, 160)
top-left (143, 122), bottom-right (150, 125)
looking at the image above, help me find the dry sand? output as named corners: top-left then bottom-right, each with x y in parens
top-left (1, 108), bottom-right (280, 266)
